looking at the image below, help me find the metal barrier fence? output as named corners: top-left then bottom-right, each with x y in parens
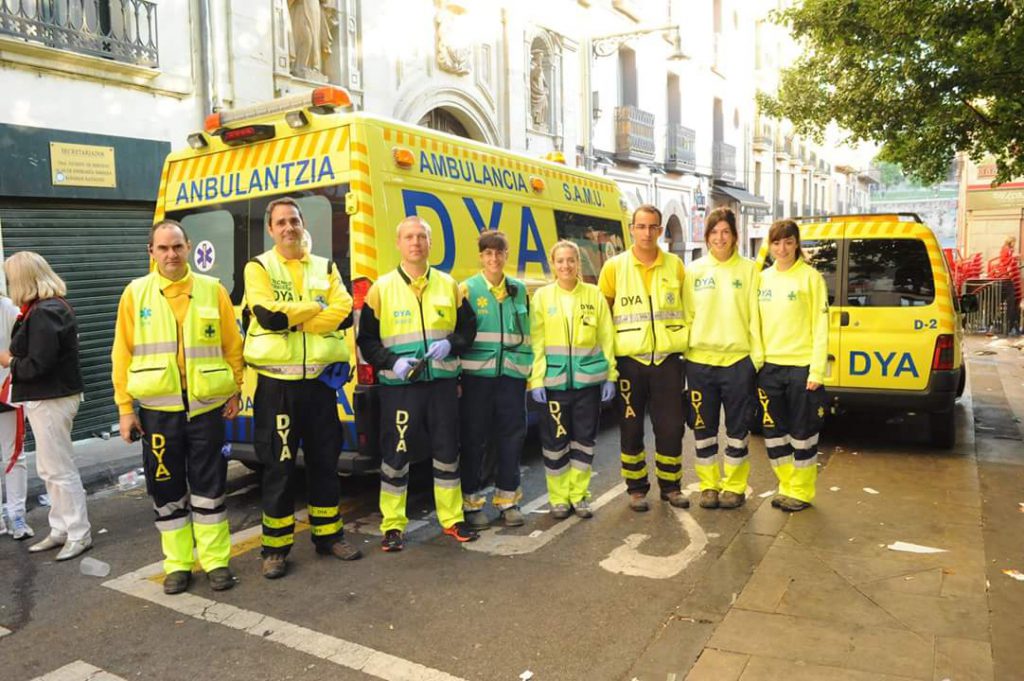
top-left (963, 279), bottom-right (1017, 335)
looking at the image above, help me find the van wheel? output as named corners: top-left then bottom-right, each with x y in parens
top-left (956, 366), bottom-right (966, 399)
top-left (929, 408), bottom-right (956, 449)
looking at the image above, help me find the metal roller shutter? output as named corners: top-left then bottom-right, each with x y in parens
top-left (1, 204), bottom-right (153, 440)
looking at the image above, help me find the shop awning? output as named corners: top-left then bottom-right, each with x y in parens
top-left (711, 184), bottom-right (771, 215)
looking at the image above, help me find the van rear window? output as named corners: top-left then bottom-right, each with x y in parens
top-left (553, 211), bottom-right (626, 284)
top-left (846, 238), bottom-right (934, 307)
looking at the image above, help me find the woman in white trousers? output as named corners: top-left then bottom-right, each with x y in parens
top-left (0, 251), bottom-right (91, 561)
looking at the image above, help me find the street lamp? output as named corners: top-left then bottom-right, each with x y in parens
top-left (591, 25), bottom-right (689, 61)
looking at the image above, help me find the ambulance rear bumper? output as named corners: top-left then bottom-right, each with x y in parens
top-left (826, 369), bottom-right (960, 413)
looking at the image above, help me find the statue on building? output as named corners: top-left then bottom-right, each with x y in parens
top-left (435, 4), bottom-right (471, 75)
top-left (320, 0), bottom-right (339, 71)
top-left (530, 50), bottom-right (549, 131)
top-left (288, 0), bottom-right (327, 82)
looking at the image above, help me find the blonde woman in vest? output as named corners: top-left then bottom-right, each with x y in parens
top-left (757, 220), bottom-right (829, 512)
top-left (529, 240), bottom-right (617, 519)
top-left (0, 252), bottom-right (91, 560)
top-left (112, 220), bottom-right (244, 593)
top-left (683, 208), bottom-right (764, 510)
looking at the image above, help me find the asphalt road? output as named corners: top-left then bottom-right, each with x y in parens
top-left (0, 404), bottom-right (1000, 681)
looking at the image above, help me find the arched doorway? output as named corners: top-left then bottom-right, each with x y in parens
top-left (418, 108), bottom-right (472, 139)
top-left (665, 214), bottom-right (686, 258)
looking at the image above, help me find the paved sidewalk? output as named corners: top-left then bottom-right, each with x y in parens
top-left (627, 334), bottom-right (1024, 681)
top-left (24, 435), bottom-right (141, 504)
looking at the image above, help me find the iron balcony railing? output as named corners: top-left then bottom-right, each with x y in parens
top-left (664, 124), bottom-right (696, 173)
top-left (712, 140), bottom-right (736, 182)
top-left (614, 105), bottom-right (656, 163)
top-left (775, 200), bottom-right (785, 218)
top-left (790, 201), bottom-right (798, 217)
top-left (753, 117), bottom-right (774, 148)
top-left (0, 0), bottom-right (158, 67)
top-left (802, 203), bottom-right (812, 215)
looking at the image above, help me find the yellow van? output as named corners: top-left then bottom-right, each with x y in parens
top-left (152, 87), bottom-right (629, 472)
top-left (756, 214), bottom-right (972, 448)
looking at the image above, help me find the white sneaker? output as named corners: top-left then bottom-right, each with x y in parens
top-left (12, 516), bottom-right (34, 540)
top-left (55, 536), bottom-right (92, 561)
top-left (0, 514), bottom-right (8, 536)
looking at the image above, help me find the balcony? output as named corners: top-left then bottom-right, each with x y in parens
top-left (614, 106), bottom-right (656, 164)
top-left (0, 0), bottom-right (159, 67)
top-left (802, 203), bottom-right (812, 216)
top-left (753, 117), bottom-right (774, 152)
top-left (775, 200), bottom-right (785, 218)
top-left (790, 201), bottom-right (798, 217)
top-left (712, 141), bottom-right (736, 182)
top-left (664, 125), bottom-right (696, 173)
top-left (804, 149), bottom-right (817, 171)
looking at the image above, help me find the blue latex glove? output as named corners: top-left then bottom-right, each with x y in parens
top-left (601, 380), bottom-right (616, 403)
top-left (424, 339), bottom-right (452, 361)
top-left (530, 387), bottom-right (547, 403)
top-left (392, 357), bottom-right (416, 380)
top-left (317, 362), bottom-right (350, 391)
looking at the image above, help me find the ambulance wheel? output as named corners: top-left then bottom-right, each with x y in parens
top-left (929, 408), bottom-right (956, 449)
top-left (955, 366), bottom-right (966, 399)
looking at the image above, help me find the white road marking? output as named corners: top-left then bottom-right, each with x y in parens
top-left (104, 561), bottom-right (467, 681)
top-left (29, 660), bottom-right (127, 681)
top-left (598, 505), bottom-right (709, 579)
top-left (463, 486), bottom-right (621, 556)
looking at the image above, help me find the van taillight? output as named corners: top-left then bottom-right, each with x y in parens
top-left (931, 334), bottom-right (954, 371)
top-left (357, 363), bottom-right (377, 385)
top-left (352, 277), bottom-right (371, 310)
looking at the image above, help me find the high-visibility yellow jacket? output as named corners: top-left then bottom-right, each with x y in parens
top-left (243, 248), bottom-right (351, 380)
top-left (683, 250), bottom-right (764, 369)
top-left (599, 248), bottom-right (687, 364)
top-left (115, 269), bottom-right (242, 416)
top-left (529, 280), bottom-right (617, 390)
top-left (758, 258), bottom-right (830, 383)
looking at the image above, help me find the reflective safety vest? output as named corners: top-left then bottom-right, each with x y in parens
top-left (243, 251), bottom-right (349, 380)
top-left (125, 272), bottom-right (236, 416)
top-left (461, 273), bottom-right (531, 379)
top-left (377, 267), bottom-right (460, 385)
top-left (532, 281), bottom-right (611, 390)
top-left (608, 251), bottom-right (687, 363)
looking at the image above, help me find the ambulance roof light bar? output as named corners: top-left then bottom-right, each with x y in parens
top-left (204, 86), bottom-right (352, 133)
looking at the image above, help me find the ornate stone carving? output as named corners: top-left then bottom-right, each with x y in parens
top-left (435, 3), bottom-right (471, 75)
top-left (530, 49), bottom-right (549, 130)
top-left (288, 0), bottom-right (328, 82)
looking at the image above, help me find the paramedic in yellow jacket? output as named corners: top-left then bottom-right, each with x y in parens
top-left (244, 197), bottom-right (361, 580)
top-left (356, 216), bottom-right (480, 552)
top-left (683, 207), bottom-right (764, 510)
top-left (757, 220), bottom-right (829, 512)
top-left (598, 204), bottom-right (690, 513)
top-left (112, 220), bottom-right (243, 595)
top-left (530, 240), bottom-right (617, 519)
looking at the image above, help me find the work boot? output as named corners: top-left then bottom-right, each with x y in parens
top-left (628, 493), bottom-right (650, 512)
top-left (207, 567), bottom-right (237, 591)
top-left (573, 499), bottom-right (593, 519)
top-left (699, 489), bottom-right (720, 509)
top-left (500, 507), bottom-right (525, 527)
top-left (770, 494), bottom-right (786, 508)
top-left (464, 510), bottom-right (491, 531)
top-left (163, 570), bottom-right (191, 595)
top-left (778, 497), bottom-right (812, 513)
top-left (442, 521), bottom-right (479, 543)
top-left (718, 491), bottom-right (746, 509)
top-left (551, 504), bottom-right (571, 519)
top-left (381, 529), bottom-right (405, 552)
top-left (660, 491), bottom-right (691, 509)
top-left (261, 554), bottom-right (287, 579)
top-left (318, 539), bottom-right (363, 561)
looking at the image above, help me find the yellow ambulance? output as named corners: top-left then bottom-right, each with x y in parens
top-left (756, 213), bottom-right (973, 448)
top-left (153, 86), bottom-right (629, 472)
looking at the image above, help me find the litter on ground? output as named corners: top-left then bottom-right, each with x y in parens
top-left (1002, 569), bottom-right (1024, 582)
top-left (886, 541), bottom-right (947, 554)
top-left (863, 487), bottom-right (880, 495)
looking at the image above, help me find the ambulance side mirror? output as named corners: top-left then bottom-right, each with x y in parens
top-left (959, 293), bottom-right (978, 314)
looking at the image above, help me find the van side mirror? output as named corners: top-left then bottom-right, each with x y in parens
top-left (959, 293), bottom-right (979, 313)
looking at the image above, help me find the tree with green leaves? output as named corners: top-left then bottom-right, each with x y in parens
top-left (758, 0), bottom-right (1024, 186)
